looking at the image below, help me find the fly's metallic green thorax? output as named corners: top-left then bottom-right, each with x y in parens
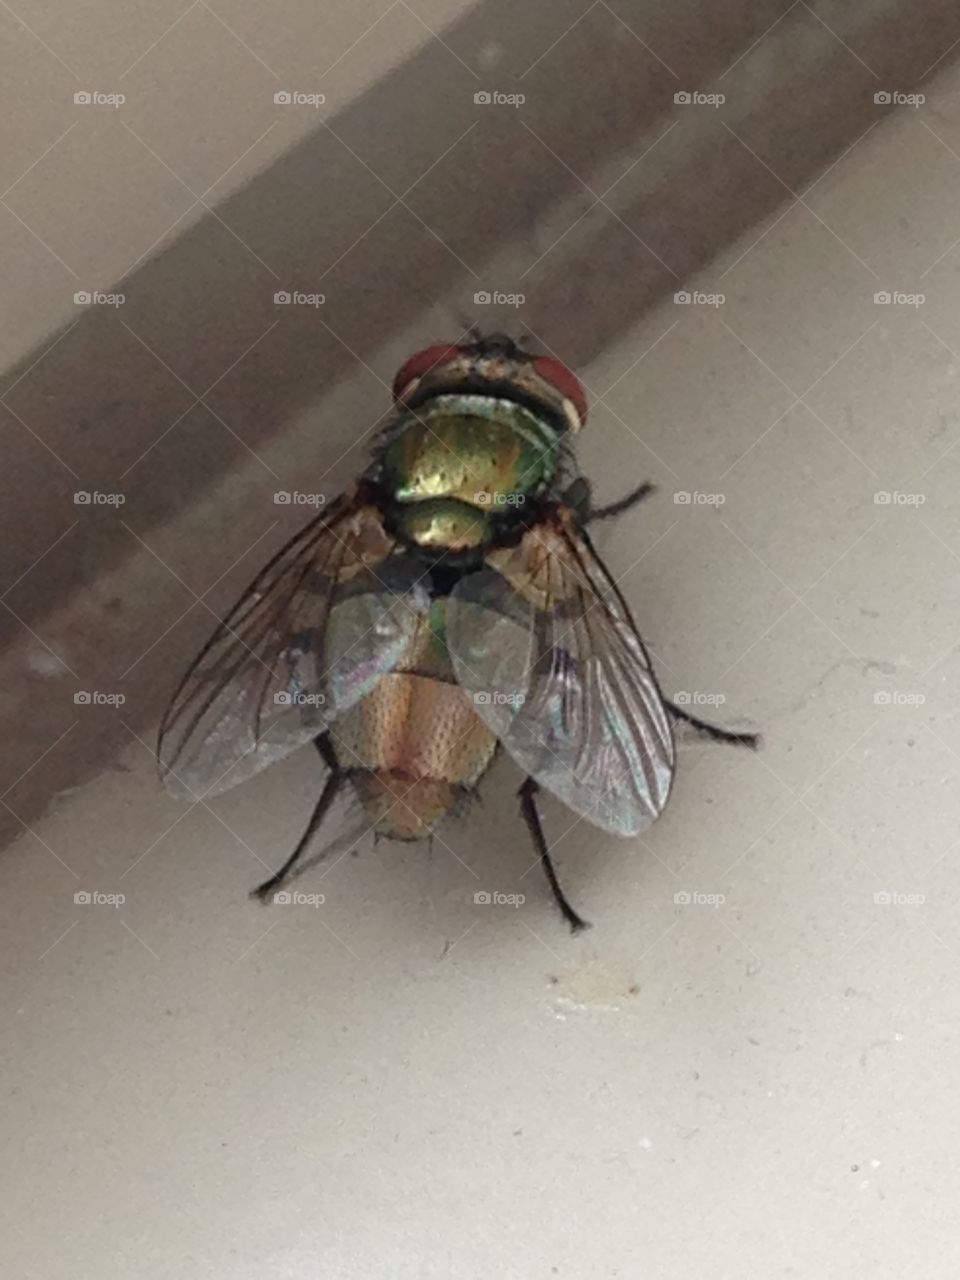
top-left (375, 394), bottom-right (560, 552)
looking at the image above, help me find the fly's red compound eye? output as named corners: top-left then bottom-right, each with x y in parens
top-left (392, 345), bottom-right (463, 401)
top-left (532, 356), bottom-right (588, 423)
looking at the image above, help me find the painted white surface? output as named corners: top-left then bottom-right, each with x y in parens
top-left (4, 4), bottom-right (960, 1277)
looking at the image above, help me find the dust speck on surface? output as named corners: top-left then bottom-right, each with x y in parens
top-left (549, 958), bottom-right (640, 1015)
top-left (26, 651), bottom-right (69, 677)
top-left (477, 41), bottom-right (503, 69)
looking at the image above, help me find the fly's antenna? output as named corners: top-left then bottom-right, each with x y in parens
top-left (448, 306), bottom-right (529, 355)
top-left (445, 308), bottom-right (482, 345)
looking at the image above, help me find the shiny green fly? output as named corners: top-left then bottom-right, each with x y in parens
top-left (158, 335), bottom-right (758, 929)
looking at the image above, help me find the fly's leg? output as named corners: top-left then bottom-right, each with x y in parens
top-left (251, 736), bottom-right (342, 902)
top-left (562, 478), bottom-right (656, 523)
top-left (518, 776), bottom-right (590, 933)
top-left (666, 702), bottom-right (760, 749)
top-left (586, 481), bottom-right (657, 522)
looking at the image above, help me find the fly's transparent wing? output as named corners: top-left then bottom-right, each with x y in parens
top-left (158, 497), bottom-right (430, 799)
top-left (446, 516), bottom-right (674, 834)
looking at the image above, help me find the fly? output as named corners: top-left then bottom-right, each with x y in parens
top-left (157, 334), bottom-right (758, 930)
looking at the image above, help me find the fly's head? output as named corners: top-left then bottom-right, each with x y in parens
top-left (391, 335), bottom-right (588, 434)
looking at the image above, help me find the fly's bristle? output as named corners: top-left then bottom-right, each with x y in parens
top-left (353, 770), bottom-right (456, 839)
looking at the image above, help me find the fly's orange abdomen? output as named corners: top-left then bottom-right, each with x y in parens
top-left (333, 604), bottom-right (497, 838)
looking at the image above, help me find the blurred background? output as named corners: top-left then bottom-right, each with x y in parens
top-left (3, 2), bottom-right (960, 1275)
